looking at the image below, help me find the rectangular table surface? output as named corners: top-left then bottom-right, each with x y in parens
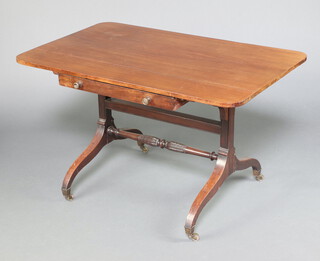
top-left (17, 22), bottom-right (306, 107)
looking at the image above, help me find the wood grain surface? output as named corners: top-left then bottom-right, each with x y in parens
top-left (17, 22), bottom-right (306, 107)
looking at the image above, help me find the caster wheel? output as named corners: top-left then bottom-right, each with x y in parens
top-left (189, 233), bottom-right (200, 241)
top-left (185, 227), bottom-right (200, 241)
top-left (253, 169), bottom-right (264, 181)
top-left (65, 194), bottom-right (73, 201)
top-left (140, 144), bottom-right (149, 153)
top-left (255, 174), bottom-right (264, 181)
top-left (62, 188), bottom-right (73, 201)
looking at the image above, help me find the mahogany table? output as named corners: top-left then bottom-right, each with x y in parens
top-left (17, 23), bottom-right (306, 240)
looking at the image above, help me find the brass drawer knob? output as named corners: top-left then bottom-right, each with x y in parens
top-left (73, 81), bottom-right (83, 89)
top-left (142, 97), bottom-right (151, 105)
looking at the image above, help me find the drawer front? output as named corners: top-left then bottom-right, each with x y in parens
top-left (59, 74), bottom-right (187, 111)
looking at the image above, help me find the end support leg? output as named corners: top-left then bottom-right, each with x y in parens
top-left (184, 107), bottom-right (235, 240)
top-left (61, 118), bottom-right (113, 200)
top-left (61, 95), bottom-right (114, 200)
top-left (184, 107), bottom-right (264, 240)
top-left (184, 148), bottom-right (230, 240)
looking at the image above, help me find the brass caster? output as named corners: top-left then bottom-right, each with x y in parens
top-left (138, 143), bottom-right (149, 153)
top-left (62, 188), bottom-right (73, 201)
top-left (185, 227), bottom-right (200, 241)
top-left (65, 194), bottom-right (74, 201)
top-left (189, 232), bottom-right (200, 241)
top-left (255, 174), bottom-right (264, 181)
top-left (253, 169), bottom-right (264, 181)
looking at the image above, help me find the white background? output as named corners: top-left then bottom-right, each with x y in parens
top-left (1, 0), bottom-right (319, 260)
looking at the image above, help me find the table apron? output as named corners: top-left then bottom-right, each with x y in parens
top-left (105, 98), bottom-right (221, 134)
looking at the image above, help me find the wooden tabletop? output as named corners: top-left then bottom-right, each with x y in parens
top-left (17, 22), bottom-right (306, 107)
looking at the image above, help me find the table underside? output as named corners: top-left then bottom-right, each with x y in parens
top-left (61, 94), bottom-right (264, 241)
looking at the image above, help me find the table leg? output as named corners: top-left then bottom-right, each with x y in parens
top-left (184, 148), bottom-right (230, 240)
top-left (61, 96), bottom-right (148, 200)
top-left (61, 96), bottom-right (115, 200)
top-left (184, 108), bottom-right (263, 240)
